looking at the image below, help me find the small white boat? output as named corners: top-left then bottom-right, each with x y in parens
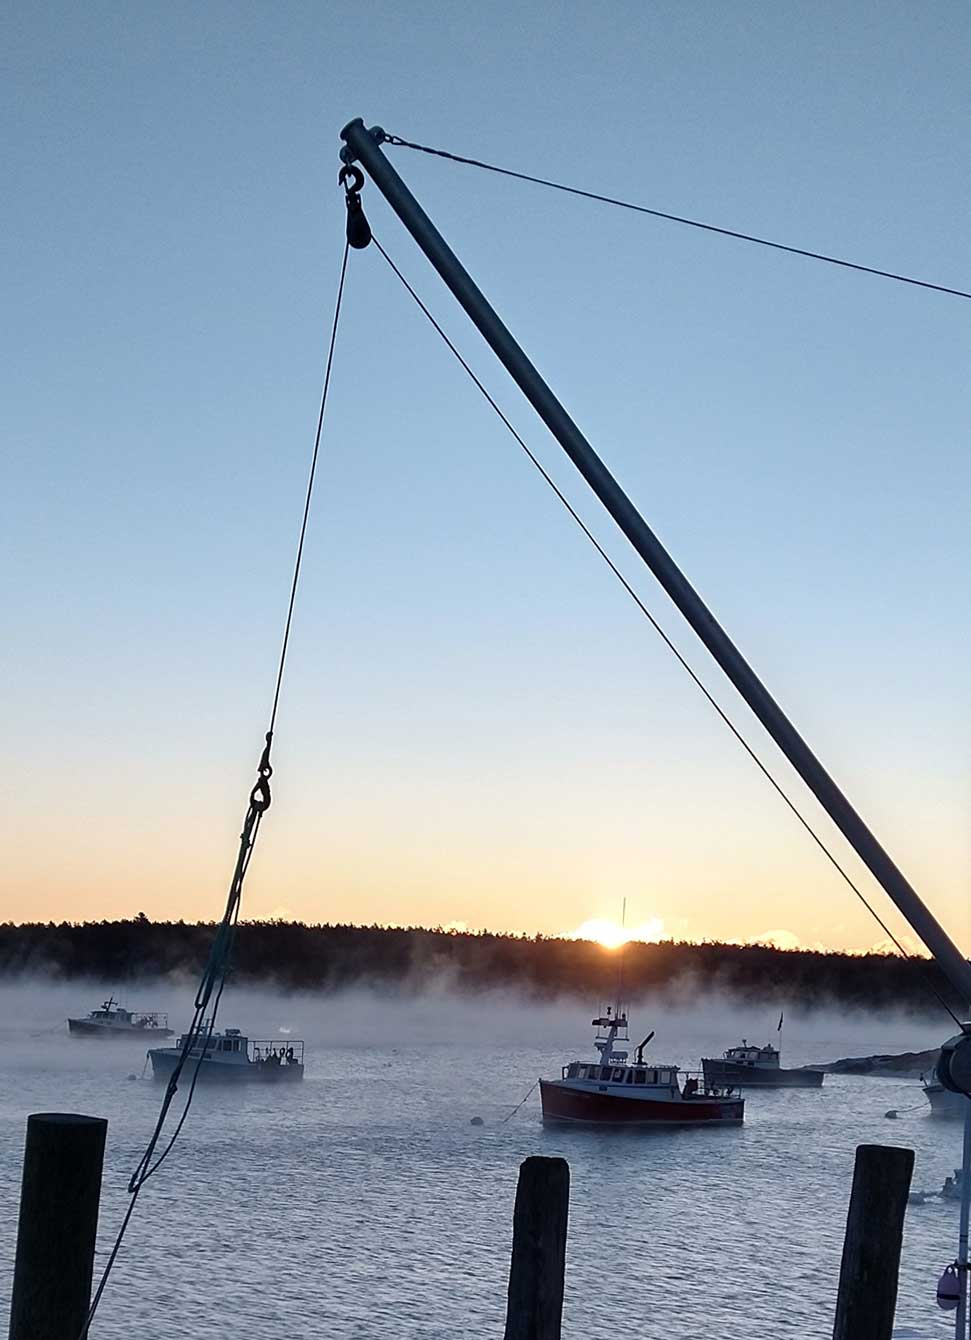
top-left (148, 1027), bottom-right (304, 1084)
top-left (68, 996), bottom-right (172, 1039)
top-left (924, 1079), bottom-right (969, 1118)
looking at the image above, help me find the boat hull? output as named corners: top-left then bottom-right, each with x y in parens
top-left (540, 1080), bottom-right (743, 1126)
top-left (924, 1083), bottom-right (969, 1119)
top-left (148, 1048), bottom-right (303, 1083)
top-left (701, 1059), bottom-right (823, 1088)
top-left (69, 1018), bottom-right (173, 1039)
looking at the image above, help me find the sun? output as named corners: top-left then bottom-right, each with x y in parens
top-left (569, 917), bottom-right (664, 950)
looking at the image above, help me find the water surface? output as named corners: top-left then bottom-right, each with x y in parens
top-left (0, 991), bottom-right (964, 1338)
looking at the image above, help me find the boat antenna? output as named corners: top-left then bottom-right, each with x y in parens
top-left (616, 896), bottom-right (627, 1016)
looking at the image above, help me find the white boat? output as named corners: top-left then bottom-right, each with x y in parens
top-left (924, 1079), bottom-right (969, 1118)
top-left (540, 1006), bottom-right (744, 1127)
top-left (68, 996), bottom-right (172, 1039)
top-left (148, 1027), bottom-right (304, 1083)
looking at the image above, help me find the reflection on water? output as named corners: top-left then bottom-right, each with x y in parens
top-left (0, 1019), bottom-right (963, 1338)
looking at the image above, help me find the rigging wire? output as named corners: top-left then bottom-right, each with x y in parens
top-left (383, 134), bottom-right (971, 303)
top-left (78, 237), bottom-right (352, 1338)
top-left (371, 234), bottom-right (962, 1030)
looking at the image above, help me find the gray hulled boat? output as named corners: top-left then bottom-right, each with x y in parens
top-left (149, 1027), bottom-right (304, 1084)
top-left (702, 1039), bottom-right (823, 1089)
top-left (68, 996), bottom-right (172, 1039)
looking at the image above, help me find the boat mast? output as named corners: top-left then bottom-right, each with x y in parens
top-left (615, 896), bottom-right (627, 1016)
top-left (339, 118), bottom-right (971, 1013)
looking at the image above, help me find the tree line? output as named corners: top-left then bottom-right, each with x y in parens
top-left (0, 916), bottom-right (957, 1014)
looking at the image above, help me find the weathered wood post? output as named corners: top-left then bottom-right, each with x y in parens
top-left (8, 1112), bottom-right (107, 1340)
top-left (833, 1143), bottom-right (914, 1340)
top-left (503, 1156), bottom-right (570, 1340)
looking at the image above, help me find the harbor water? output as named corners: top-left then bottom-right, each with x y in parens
top-left (0, 985), bottom-right (965, 1339)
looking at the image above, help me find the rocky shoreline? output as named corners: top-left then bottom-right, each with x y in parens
top-left (809, 1047), bottom-right (938, 1078)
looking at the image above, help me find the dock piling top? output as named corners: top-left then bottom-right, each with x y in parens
top-left (833, 1143), bottom-right (914, 1340)
top-left (504, 1155), bottom-right (570, 1340)
top-left (9, 1111), bottom-right (107, 1340)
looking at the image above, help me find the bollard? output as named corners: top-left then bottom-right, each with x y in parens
top-left (832, 1143), bottom-right (914, 1340)
top-left (8, 1112), bottom-right (107, 1340)
top-left (503, 1155), bottom-right (570, 1340)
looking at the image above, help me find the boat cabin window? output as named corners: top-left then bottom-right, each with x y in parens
top-left (601, 1066), bottom-right (612, 1081)
top-left (650, 1069), bottom-right (658, 1084)
top-left (634, 1069), bottom-right (646, 1084)
top-left (612, 1067), bottom-right (625, 1082)
top-left (625, 1070), bottom-right (633, 1084)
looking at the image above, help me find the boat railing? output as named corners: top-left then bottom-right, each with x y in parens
top-left (681, 1069), bottom-right (739, 1100)
top-left (133, 1012), bottom-right (169, 1028)
top-left (251, 1040), bottom-right (304, 1065)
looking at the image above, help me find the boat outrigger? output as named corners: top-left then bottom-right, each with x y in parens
top-left (68, 996), bottom-right (172, 1039)
top-left (540, 1006), bottom-right (744, 1127)
top-left (702, 1039), bottom-right (823, 1089)
top-left (148, 1027), bottom-right (305, 1084)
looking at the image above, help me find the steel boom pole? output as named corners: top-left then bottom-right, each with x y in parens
top-left (340, 117), bottom-right (971, 1010)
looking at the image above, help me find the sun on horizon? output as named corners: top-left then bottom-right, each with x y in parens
top-left (568, 916), bottom-right (665, 950)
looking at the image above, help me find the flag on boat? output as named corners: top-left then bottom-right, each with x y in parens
top-left (777, 1011), bottom-right (784, 1031)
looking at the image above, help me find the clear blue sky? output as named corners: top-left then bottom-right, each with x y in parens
top-left (3, 1), bottom-right (969, 951)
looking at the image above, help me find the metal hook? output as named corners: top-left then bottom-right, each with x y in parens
top-left (338, 164), bottom-right (372, 250)
top-left (338, 164), bottom-right (365, 196)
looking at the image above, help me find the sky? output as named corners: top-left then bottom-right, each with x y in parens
top-left (3, 2), bottom-right (969, 954)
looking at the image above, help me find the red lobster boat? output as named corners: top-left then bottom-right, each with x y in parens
top-left (540, 1006), bottom-right (744, 1127)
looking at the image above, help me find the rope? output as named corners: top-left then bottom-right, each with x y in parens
top-left (383, 134), bottom-right (971, 303)
top-left (78, 237), bottom-right (352, 1338)
top-left (370, 234), bottom-right (962, 1031)
top-left (501, 1079), bottom-right (540, 1123)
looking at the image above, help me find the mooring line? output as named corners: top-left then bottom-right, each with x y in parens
top-left (502, 1079), bottom-right (541, 1124)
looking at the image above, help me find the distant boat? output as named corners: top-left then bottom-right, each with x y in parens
top-left (68, 996), bottom-right (172, 1039)
top-left (701, 1038), bottom-right (823, 1089)
top-left (148, 1027), bottom-right (304, 1084)
top-left (540, 1006), bottom-right (744, 1126)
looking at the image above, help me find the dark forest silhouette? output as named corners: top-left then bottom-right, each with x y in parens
top-left (0, 917), bottom-right (957, 1014)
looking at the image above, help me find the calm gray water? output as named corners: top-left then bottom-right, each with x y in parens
top-left (0, 986), bottom-right (966, 1339)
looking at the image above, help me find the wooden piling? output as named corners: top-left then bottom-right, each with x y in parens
top-left (8, 1112), bottom-right (107, 1340)
top-left (503, 1155), bottom-right (570, 1340)
top-left (832, 1142), bottom-right (914, 1340)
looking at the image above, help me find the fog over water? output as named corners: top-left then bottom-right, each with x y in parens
top-left (0, 979), bottom-right (965, 1338)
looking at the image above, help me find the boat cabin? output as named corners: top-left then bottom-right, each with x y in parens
top-left (562, 1060), bottom-right (680, 1090)
top-left (723, 1040), bottom-right (780, 1069)
top-left (559, 1004), bottom-right (693, 1095)
top-left (86, 998), bottom-right (168, 1029)
top-left (174, 1028), bottom-right (305, 1068)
